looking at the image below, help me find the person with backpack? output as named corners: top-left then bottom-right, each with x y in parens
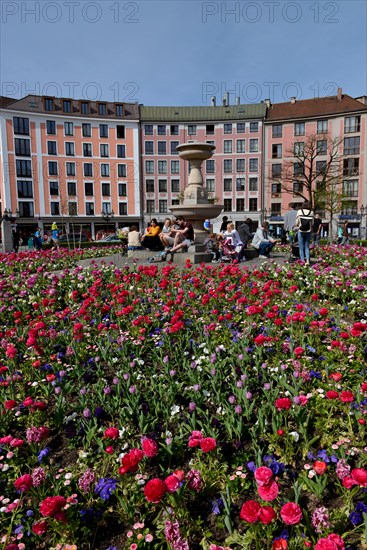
top-left (296, 201), bottom-right (314, 265)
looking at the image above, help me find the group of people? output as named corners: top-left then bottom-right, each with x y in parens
top-left (203, 217), bottom-right (253, 263)
top-left (33, 223), bottom-right (60, 250)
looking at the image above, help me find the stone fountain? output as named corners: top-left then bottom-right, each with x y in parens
top-left (169, 142), bottom-right (223, 263)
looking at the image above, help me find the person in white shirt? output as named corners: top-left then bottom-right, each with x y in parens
top-left (295, 201), bottom-right (314, 264)
top-left (251, 222), bottom-right (277, 258)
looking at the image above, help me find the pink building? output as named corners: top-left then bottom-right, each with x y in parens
top-left (264, 90), bottom-right (367, 236)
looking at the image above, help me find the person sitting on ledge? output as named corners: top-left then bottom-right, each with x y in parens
top-left (127, 225), bottom-right (143, 251)
top-left (141, 218), bottom-right (162, 250)
top-left (166, 216), bottom-right (194, 256)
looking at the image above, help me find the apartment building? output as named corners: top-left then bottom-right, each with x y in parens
top-left (0, 95), bottom-right (141, 239)
top-left (264, 89), bottom-right (367, 236)
top-left (140, 102), bottom-right (266, 229)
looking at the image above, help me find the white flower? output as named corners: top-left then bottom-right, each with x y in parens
top-left (170, 405), bottom-right (181, 417)
top-left (289, 431), bottom-right (299, 442)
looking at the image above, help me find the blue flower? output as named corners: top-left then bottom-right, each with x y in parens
top-left (211, 498), bottom-right (223, 515)
top-left (356, 502), bottom-right (367, 513)
top-left (349, 511), bottom-right (362, 525)
top-left (247, 461), bottom-right (256, 473)
top-left (94, 478), bottom-right (118, 501)
top-left (37, 447), bottom-right (50, 463)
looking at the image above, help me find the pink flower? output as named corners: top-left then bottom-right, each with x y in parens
top-left (141, 437), bottom-right (158, 457)
top-left (280, 502), bottom-right (302, 525)
top-left (254, 466), bottom-right (273, 486)
top-left (103, 427), bottom-right (119, 440)
top-left (14, 474), bottom-right (33, 492)
top-left (165, 474), bottom-right (181, 493)
top-left (200, 437), bottom-right (216, 453)
top-left (275, 397), bottom-right (292, 410)
top-left (258, 480), bottom-right (279, 501)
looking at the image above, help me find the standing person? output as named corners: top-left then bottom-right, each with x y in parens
top-left (251, 221), bottom-right (278, 258)
top-left (296, 201), bottom-right (314, 264)
top-left (283, 203), bottom-right (298, 244)
top-left (12, 229), bottom-right (20, 253)
top-left (341, 221), bottom-right (349, 245)
top-left (219, 216), bottom-right (230, 233)
top-left (312, 214), bottom-right (322, 246)
top-left (33, 228), bottom-right (42, 251)
top-left (141, 219), bottom-right (162, 251)
top-left (166, 216), bottom-right (194, 257)
top-left (51, 222), bottom-right (60, 249)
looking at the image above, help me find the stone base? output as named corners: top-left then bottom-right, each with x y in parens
top-left (127, 245), bottom-right (212, 265)
top-left (243, 248), bottom-right (259, 260)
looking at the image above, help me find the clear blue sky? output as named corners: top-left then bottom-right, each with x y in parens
top-left (1, 0), bottom-right (366, 106)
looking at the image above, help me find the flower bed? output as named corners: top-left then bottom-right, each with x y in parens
top-left (1, 245), bottom-right (367, 550)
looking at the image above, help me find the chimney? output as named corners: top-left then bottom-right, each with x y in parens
top-left (225, 91), bottom-right (229, 106)
top-left (236, 96), bottom-right (240, 105)
top-left (211, 96), bottom-right (216, 107)
top-left (337, 87), bottom-right (342, 101)
top-left (356, 96), bottom-right (367, 105)
top-left (222, 95), bottom-right (226, 107)
top-left (290, 97), bottom-right (296, 104)
top-left (264, 98), bottom-right (271, 108)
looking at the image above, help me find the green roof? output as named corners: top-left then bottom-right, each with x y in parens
top-left (140, 104), bottom-right (266, 122)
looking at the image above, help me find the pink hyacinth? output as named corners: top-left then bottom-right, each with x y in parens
top-left (311, 506), bottom-right (330, 533)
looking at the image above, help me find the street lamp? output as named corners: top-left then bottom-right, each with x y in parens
top-left (360, 205), bottom-right (366, 239)
top-left (101, 209), bottom-right (114, 235)
top-left (2, 208), bottom-right (20, 221)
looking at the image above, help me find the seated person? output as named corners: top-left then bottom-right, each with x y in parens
top-left (224, 222), bottom-right (244, 258)
top-left (141, 218), bottom-right (162, 250)
top-left (127, 225), bottom-right (143, 250)
top-left (238, 218), bottom-right (253, 248)
top-left (251, 222), bottom-right (278, 258)
top-left (159, 218), bottom-right (175, 249)
top-left (204, 232), bottom-right (221, 262)
top-left (166, 216), bottom-right (194, 256)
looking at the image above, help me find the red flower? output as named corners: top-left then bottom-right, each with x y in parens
top-left (259, 505), bottom-right (276, 524)
top-left (165, 474), bottom-right (181, 493)
top-left (39, 496), bottom-right (66, 517)
top-left (361, 382), bottom-right (367, 392)
top-left (144, 478), bottom-right (166, 502)
top-left (255, 466), bottom-right (273, 486)
top-left (200, 437), bottom-right (217, 453)
top-left (351, 467), bottom-right (367, 486)
top-left (103, 427), bottom-right (119, 440)
top-left (32, 521), bottom-right (48, 535)
top-left (239, 500), bottom-right (261, 523)
top-left (275, 397), bottom-right (292, 410)
top-left (326, 390), bottom-right (339, 400)
top-left (273, 540), bottom-right (288, 550)
top-left (294, 346), bottom-right (304, 356)
top-left (315, 535), bottom-right (345, 550)
top-left (258, 480), bottom-right (279, 501)
top-left (319, 308), bottom-right (328, 316)
top-left (14, 474), bottom-right (33, 492)
top-left (313, 460), bottom-right (327, 475)
top-left (340, 391), bottom-right (354, 403)
top-left (329, 372), bottom-right (342, 382)
top-left (119, 448), bottom-right (144, 474)
top-left (141, 437), bottom-right (159, 457)
top-left (280, 502), bottom-right (302, 525)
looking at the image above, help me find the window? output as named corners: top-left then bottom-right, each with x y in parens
top-left (237, 123), bottom-right (245, 133)
top-left (236, 140), bottom-right (245, 153)
top-left (48, 161), bottom-right (58, 176)
top-left (101, 164), bottom-right (110, 177)
top-left (119, 203), bottom-right (128, 215)
top-left (236, 158), bottom-right (245, 172)
top-left (250, 122), bottom-right (259, 133)
top-left (249, 177), bottom-right (258, 191)
top-left (68, 181), bottom-right (76, 196)
top-left (18, 201), bottom-right (34, 217)
top-left (158, 160), bottom-right (167, 174)
top-left (224, 123), bottom-right (232, 134)
top-left (49, 181), bottom-right (59, 196)
top-left (17, 180), bottom-right (33, 198)
top-left (249, 139), bottom-right (258, 152)
top-left (46, 120), bottom-right (56, 134)
top-left (223, 159), bottom-right (232, 173)
top-left (345, 116), bottom-right (360, 133)
top-left (294, 122), bottom-right (305, 136)
top-left (84, 163), bottom-right (93, 177)
top-left (224, 140), bottom-right (232, 153)
top-left (206, 124), bottom-right (215, 134)
top-left (249, 158), bottom-right (258, 172)
top-left (236, 198), bottom-right (245, 211)
top-left (316, 160), bottom-right (327, 175)
top-left (145, 141), bottom-right (153, 155)
top-left (271, 203), bottom-right (281, 216)
top-left (249, 198), bottom-right (258, 211)
top-left (317, 120), bottom-right (328, 134)
top-left (44, 98), bottom-right (53, 111)
top-left (236, 178), bottom-right (245, 191)
top-left (117, 144), bottom-right (126, 158)
top-left (171, 160), bottom-right (180, 174)
top-left (344, 136), bottom-right (360, 155)
top-left (102, 183), bottom-right (110, 196)
top-left (15, 138), bottom-right (31, 156)
top-left (118, 164), bottom-right (127, 178)
top-left (294, 142), bottom-right (304, 156)
top-left (100, 124), bottom-right (108, 138)
top-left (157, 125), bottom-right (166, 135)
top-left (47, 141), bottom-right (57, 155)
top-left (63, 100), bottom-right (71, 113)
top-left (86, 202), bottom-right (95, 215)
top-left (188, 125), bottom-right (196, 135)
top-left (81, 102), bottom-right (89, 114)
top-left (272, 183), bottom-right (281, 195)
top-left (16, 160), bottom-right (32, 177)
top-left (171, 179), bottom-right (180, 193)
top-left (68, 202), bottom-right (78, 216)
top-left (13, 117), bottom-right (29, 135)
top-left (159, 179), bottom-right (167, 192)
top-left (224, 198), bottom-right (232, 211)
top-left (343, 158), bottom-right (359, 176)
top-left (170, 125), bottom-right (179, 135)
top-left (118, 183), bottom-right (127, 196)
top-left (100, 144), bottom-right (109, 157)
top-left (145, 160), bottom-right (154, 174)
top-left (292, 181), bottom-right (303, 194)
top-left (65, 142), bottom-right (75, 156)
top-left (144, 125), bottom-right (153, 135)
top-left (224, 178), bottom-right (232, 191)
top-left (82, 123), bottom-right (91, 137)
top-left (158, 141), bottom-right (166, 155)
top-left (206, 160), bottom-right (215, 173)
top-left (206, 178), bottom-right (215, 192)
top-left (341, 201), bottom-right (358, 215)
top-left (146, 179), bottom-right (154, 193)
top-left (146, 199), bottom-right (155, 213)
top-left (51, 202), bottom-right (60, 215)
top-left (272, 124), bottom-right (282, 138)
top-left (170, 141), bottom-right (179, 155)
top-left (98, 103), bottom-right (106, 116)
top-left (343, 179), bottom-right (358, 197)
top-left (293, 163), bottom-right (303, 177)
top-left (64, 122), bottom-right (73, 136)
top-left (116, 104), bottom-right (124, 117)
top-left (66, 162), bottom-right (75, 176)
top-left (84, 182), bottom-right (94, 196)
top-left (317, 140), bottom-right (327, 155)
top-left (116, 125), bottom-right (125, 139)
top-left (272, 144), bottom-right (282, 158)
